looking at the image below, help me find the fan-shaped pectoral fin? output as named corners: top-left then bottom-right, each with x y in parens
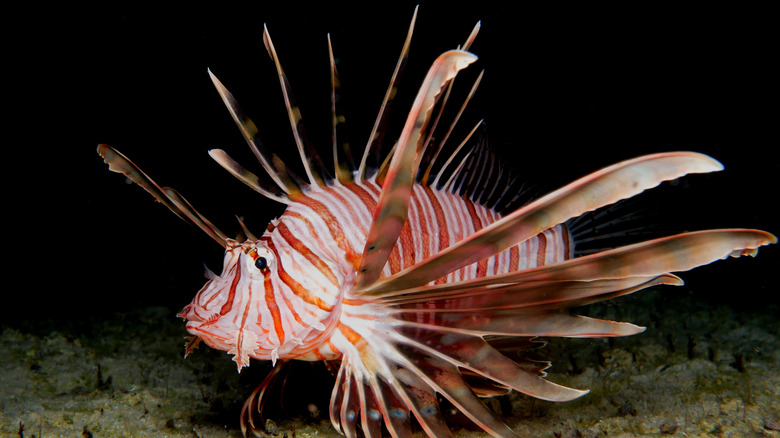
top-left (372, 229), bottom-right (775, 304)
top-left (394, 330), bottom-right (589, 403)
top-left (398, 348), bottom-right (520, 437)
top-left (383, 274), bottom-right (683, 310)
top-left (240, 360), bottom-right (290, 437)
top-left (364, 152), bottom-right (727, 294)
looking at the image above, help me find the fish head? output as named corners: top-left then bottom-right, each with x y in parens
top-left (178, 238), bottom-right (281, 370)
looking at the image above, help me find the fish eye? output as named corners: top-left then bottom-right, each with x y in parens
top-left (255, 257), bottom-right (268, 271)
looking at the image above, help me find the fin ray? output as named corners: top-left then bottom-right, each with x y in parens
top-left (263, 25), bottom-right (327, 186)
top-left (396, 331), bottom-right (588, 402)
top-left (97, 144), bottom-right (227, 247)
top-left (386, 274), bottom-right (682, 311)
top-left (208, 69), bottom-right (294, 196)
top-left (372, 229), bottom-right (775, 301)
top-left (358, 6), bottom-right (418, 180)
top-left (208, 149), bottom-right (290, 204)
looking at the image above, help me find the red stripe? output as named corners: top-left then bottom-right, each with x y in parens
top-left (277, 221), bottom-right (339, 287)
top-left (327, 339), bottom-right (341, 356)
top-left (219, 262), bottom-right (240, 315)
top-left (398, 219), bottom-right (416, 271)
top-left (562, 224), bottom-right (572, 260)
top-left (293, 195), bottom-right (360, 266)
top-left (266, 238), bottom-right (334, 311)
top-left (264, 269), bottom-right (285, 345)
top-left (279, 267), bottom-right (334, 312)
top-left (276, 283), bottom-right (306, 327)
top-left (258, 242), bottom-right (307, 330)
top-left (422, 186), bottom-right (450, 284)
top-left (343, 182), bottom-right (378, 215)
top-left (360, 179), bottom-right (382, 197)
top-left (238, 280), bottom-right (253, 328)
top-left (412, 192), bottom-right (430, 261)
top-left (509, 245), bottom-right (519, 273)
top-left (536, 232), bottom-right (547, 267)
top-left (461, 198), bottom-right (485, 279)
top-left (338, 322), bottom-right (364, 348)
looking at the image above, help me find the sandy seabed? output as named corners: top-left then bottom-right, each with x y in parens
top-left (2, 289), bottom-right (778, 438)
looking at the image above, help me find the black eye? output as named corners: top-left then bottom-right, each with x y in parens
top-left (255, 257), bottom-right (268, 270)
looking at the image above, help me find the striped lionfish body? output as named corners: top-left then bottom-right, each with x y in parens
top-left (180, 180), bottom-right (572, 365)
top-left (99, 8), bottom-right (775, 438)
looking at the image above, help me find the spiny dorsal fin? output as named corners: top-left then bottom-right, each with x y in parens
top-left (208, 149), bottom-right (290, 204)
top-left (235, 216), bottom-right (258, 241)
top-left (421, 70), bottom-right (484, 185)
top-left (416, 21), bottom-right (482, 185)
top-left (208, 69), bottom-right (292, 199)
top-left (354, 50), bottom-right (478, 290)
top-left (431, 119), bottom-right (484, 189)
top-left (328, 33), bottom-right (355, 183)
top-left (358, 6), bottom-right (418, 182)
top-left (262, 24), bottom-right (330, 187)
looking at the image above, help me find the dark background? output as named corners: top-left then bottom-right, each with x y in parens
top-left (8, 3), bottom-right (777, 327)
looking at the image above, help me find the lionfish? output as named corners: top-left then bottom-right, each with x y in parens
top-left (98, 8), bottom-right (775, 438)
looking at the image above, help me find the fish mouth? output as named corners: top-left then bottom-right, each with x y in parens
top-left (176, 303), bottom-right (199, 321)
top-left (186, 322), bottom-right (229, 343)
top-left (177, 303), bottom-right (212, 323)
top-left (184, 312), bottom-right (204, 323)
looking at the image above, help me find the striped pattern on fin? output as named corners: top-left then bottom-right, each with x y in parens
top-left (208, 149), bottom-right (291, 204)
top-left (389, 367), bottom-right (453, 437)
top-left (208, 69), bottom-right (294, 199)
top-left (328, 33), bottom-right (355, 183)
top-left (262, 24), bottom-right (330, 186)
top-left (370, 373), bottom-right (413, 438)
top-left (358, 6), bottom-right (418, 181)
top-left (386, 22), bottom-right (483, 187)
top-left (97, 144), bottom-right (227, 247)
top-left (354, 50), bottom-right (479, 290)
top-left (239, 360), bottom-right (290, 436)
top-left (332, 341), bottom-right (517, 438)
